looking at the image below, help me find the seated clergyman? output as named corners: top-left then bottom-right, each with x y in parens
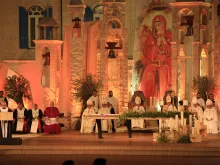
top-left (80, 99), bottom-right (96, 133)
top-left (13, 102), bottom-right (29, 134)
top-left (163, 95), bottom-right (177, 112)
top-left (96, 102), bottom-right (112, 133)
top-left (131, 96), bottom-right (145, 128)
top-left (29, 103), bottom-right (43, 133)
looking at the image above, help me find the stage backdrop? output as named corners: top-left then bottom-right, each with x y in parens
top-left (132, 0), bottom-right (173, 104)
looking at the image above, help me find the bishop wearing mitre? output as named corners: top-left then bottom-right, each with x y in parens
top-left (191, 97), bottom-right (203, 123)
top-left (131, 96), bottom-right (145, 128)
top-left (203, 99), bottom-right (218, 134)
top-left (80, 99), bottom-right (96, 133)
top-left (163, 95), bottom-right (177, 112)
top-left (0, 101), bottom-right (13, 138)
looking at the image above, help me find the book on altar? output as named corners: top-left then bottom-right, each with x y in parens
top-left (16, 119), bottom-right (24, 132)
top-left (0, 112), bottom-right (13, 121)
top-left (30, 119), bottom-right (38, 133)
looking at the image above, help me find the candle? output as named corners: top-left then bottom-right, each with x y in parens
top-left (184, 119), bottom-right (187, 126)
top-left (189, 115), bottom-right (192, 127)
top-left (170, 118), bottom-right (173, 131)
top-left (150, 97), bottom-right (152, 107)
top-left (192, 127), bottom-right (195, 134)
top-left (183, 100), bottom-right (188, 106)
top-left (159, 100), bottom-right (164, 106)
top-left (153, 97), bottom-right (156, 106)
top-left (159, 119), bottom-right (162, 133)
top-left (175, 115), bottom-right (179, 131)
top-left (181, 111), bottom-right (184, 126)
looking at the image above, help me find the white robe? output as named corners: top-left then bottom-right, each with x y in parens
top-left (30, 109), bottom-right (39, 133)
top-left (131, 106), bottom-right (145, 128)
top-left (203, 107), bottom-right (218, 134)
top-left (89, 96), bottom-right (99, 108)
top-left (198, 98), bottom-right (205, 109)
top-left (0, 107), bottom-right (9, 138)
top-left (167, 104), bottom-right (177, 112)
top-left (80, 107), bottom-right (96, 133)
top-left (104, 96), bottom-right (118, 114)
top-left (191, 106), bottom-right (203, 123)
top-left (96, 107), bottom-right (112, 132)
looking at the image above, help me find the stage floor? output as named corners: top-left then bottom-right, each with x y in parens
top-left (1, 131), bottom-right (220, 165)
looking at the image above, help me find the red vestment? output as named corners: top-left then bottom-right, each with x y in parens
top-left (44, 107), bottom-right (61, 133)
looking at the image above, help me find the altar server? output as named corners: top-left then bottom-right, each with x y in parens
top-left (131, 96), bottom-right (145, 128)
top-left (92, 101), bottom-right (98, 114)
top-left (97, 102), bottom-right (112, 133)
top-left (164, 95), bottom-right (177, 112)
top-left (44, 101), bottom-right (61, 134)
top-left (203, 99), bottom-right (218, 134)
top-left (80, 99), bottom-right (96, 133)
top-left (0, 101), bottom-right (13, 138)
top-left (89, 90), bottom-right (100, 109)
top-left (13, 102), bottom-right (29, 133)
top-left (104, 90), bottom-right (119, 114)
top-left (106, 102), bottom-right (116, 132)
top-left (191, 97), bottom-right (203, 123)
top-left (29, 104), bottom-right (43, 133)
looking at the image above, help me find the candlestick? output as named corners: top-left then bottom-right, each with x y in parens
top-left (175, 115), bottom-right (178, 131)
top-left (184, 119), bottom-right (186, 126)
top-left (192, 127), bottom-right (195, 134)
top-left (159, 119), bottom-right (162, 133)
top-left (150, 97), bottom-right (152, 107)
top-left (181, 111), bottom-right (184, 126)
top-left (189, 115), bottom-right (192, 127)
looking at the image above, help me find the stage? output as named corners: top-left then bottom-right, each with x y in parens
top-left (0, 131), bottom-right (220, 165)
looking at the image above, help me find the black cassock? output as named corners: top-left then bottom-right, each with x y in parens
top-left (13, 108), bottom-right (29, 134)
top-left (29, 109), bottom-right (44, 133)
top-left (0, 108), bottom-right (13, 138)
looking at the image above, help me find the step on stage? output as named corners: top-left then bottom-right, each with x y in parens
top-left (0, 131), bottom-right (220, 156)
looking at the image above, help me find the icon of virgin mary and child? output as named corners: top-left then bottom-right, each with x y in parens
top-left (139, 15), bottom-right (172, 102)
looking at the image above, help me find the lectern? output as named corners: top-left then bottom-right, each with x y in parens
top-left (0, 112), bottom-right (22, 145)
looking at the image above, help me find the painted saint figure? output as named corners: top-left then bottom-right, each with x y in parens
top-left (140, 15), bottom-right (172, 101)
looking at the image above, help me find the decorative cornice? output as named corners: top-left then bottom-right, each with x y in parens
top-left (170, 2), bottom-right (211, 8)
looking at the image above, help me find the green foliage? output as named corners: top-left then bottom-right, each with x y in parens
top-left (119, 111), bottom-right (193, 124)
top-left (72, 74), bottom-right (103, 111)
top-left (4, 75), bottom-right (32, 103)
top-left (177, 135), bottom-right (191, 144)
top-left (192, 76), bottom-right (217, 100)
top-left (157, 132), bottom-right (169, 143)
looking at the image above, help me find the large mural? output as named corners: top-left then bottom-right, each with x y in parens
top-left (133, 0), bottom-right (172, 103)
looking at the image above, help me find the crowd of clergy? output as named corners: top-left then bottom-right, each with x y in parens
top-left (81, 88), bottom-right (220, 135)
top-left (0, 91), bottom-right (61, 138)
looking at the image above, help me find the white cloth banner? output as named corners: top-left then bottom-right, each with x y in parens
top-left (45, 118), bottom-right (59, 125)
top-left (30, 120), bottom-right (38, 133)
top-left (16, 119), bottom-right (24, 132)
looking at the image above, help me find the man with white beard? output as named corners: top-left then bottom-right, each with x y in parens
top-left (104, 91), bottom-right (118, 114)
top-left (80, 99), bottom-right (96, 133)
top-left (191, 97), bottom-right (203, 123)
top-left (131, 96), bottom-right (145, 128)
top-left (203, 99), bottom-right (218, 134)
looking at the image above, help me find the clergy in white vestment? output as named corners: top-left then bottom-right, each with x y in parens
top-left (89, 90), bottom-right (100, 109)
top-left (104, 91), bottom-right (119, 114)
top-left (0, 101), bottom-right (13, 138)
top-left (80, 99), bottom-right (96, 133)
top-left (29, 104), bottom-right (43, 133)
top-left (92, 101), bottom-right (99, 114)
top-left (191, 97), bottom-right (204, 123)
top-left (203, 99), bottom-right (218, 134)
top-left (163, 95), bottom-right (177, 112)
top-left (96, 103), bottom-right (112, 133)
top-left (196, 92), bottom-right (205, 110)
top-left (131, 96), bottom-right (145, 128)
